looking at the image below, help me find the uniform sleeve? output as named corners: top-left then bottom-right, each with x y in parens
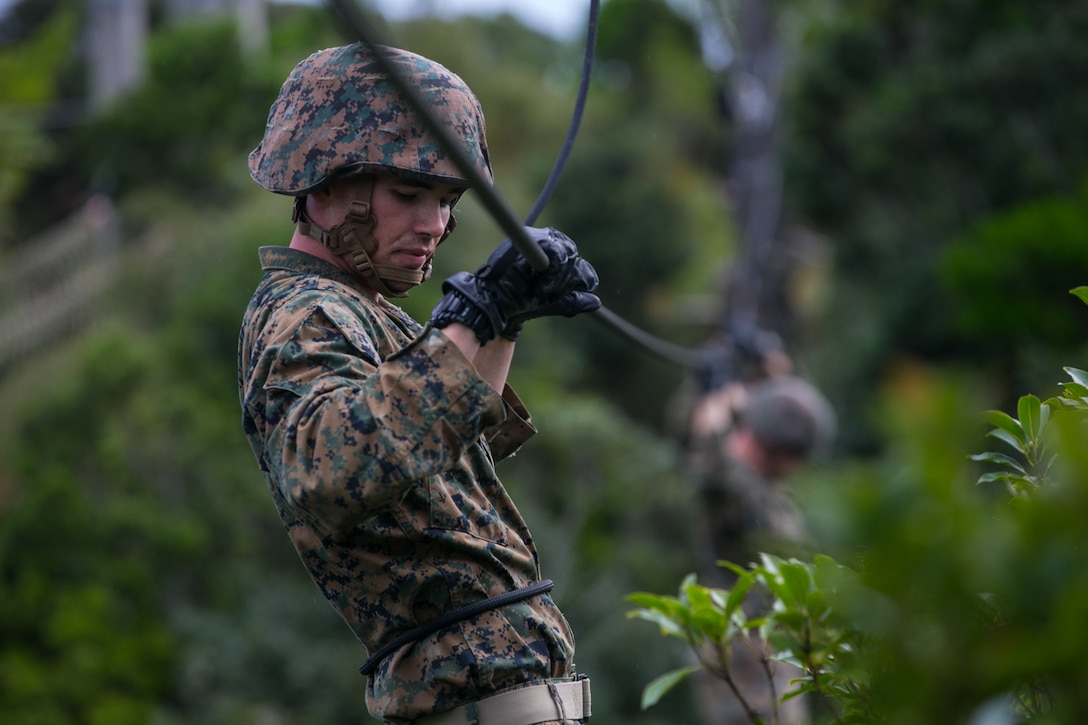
top-left (485, 386), bottom-right (537, 461)
top-left (259, 306), bottom-right (509, 529)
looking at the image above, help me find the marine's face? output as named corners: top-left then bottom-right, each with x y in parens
top-left (366, 174), bottom-right (464, 286)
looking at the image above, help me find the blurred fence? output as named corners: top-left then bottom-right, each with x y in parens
top-left (0, 196), bottom-right (120, 374)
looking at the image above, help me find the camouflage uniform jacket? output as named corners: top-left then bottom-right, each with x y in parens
top-left (238, 247), bottom-right (576, 722)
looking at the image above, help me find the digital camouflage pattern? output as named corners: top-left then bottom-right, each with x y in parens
top-left (249, 43), bottom-right (493, 196)
top-left (237, 247), bottom-right (576, 723)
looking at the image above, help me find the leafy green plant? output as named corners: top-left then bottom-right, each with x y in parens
top-left (971, 288), bottom-right (1088, 497)
top-left (971, 392), bottom-right (1054, 497)
top-left (628, 288), bottom-right (1088, 723)
top-left (627, 555), bottom-right (872, 724)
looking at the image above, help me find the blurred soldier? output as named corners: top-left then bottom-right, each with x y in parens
top-left (238, 43), bottom-right (599, 724)
top-left (681, 371), bottom-right (835, 725)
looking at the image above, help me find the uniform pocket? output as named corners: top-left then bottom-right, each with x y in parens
top-left (424, 459), bottom-right (509, 546)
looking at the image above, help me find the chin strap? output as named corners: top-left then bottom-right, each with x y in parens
top-left (293, 182), bottom-right (456, 298)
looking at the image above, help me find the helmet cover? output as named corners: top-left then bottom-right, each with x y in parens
top-left (249, 43), bottom-right (492, 195)
top-left (742, 376), bottom-right (836, 460)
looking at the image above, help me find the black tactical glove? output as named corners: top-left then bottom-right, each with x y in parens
top-left (430, 227), bottom-right (601, 344)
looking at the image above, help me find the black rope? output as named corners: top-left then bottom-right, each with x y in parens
top-left (324, 0), bottom-right (708, 374)
top-left (591, 306), bottom-right (708, 369)
top-left (523, 0), bottom-right (600, 227)
top-left (358, 579), bottom-right (555, 676)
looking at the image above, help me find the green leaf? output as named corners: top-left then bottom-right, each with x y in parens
top-left (626, 592), bottom-right (693, 640)
top-left (1064, 367), bottom-right (1088, 388)
top-left (1008, 478), bottom-right (1040, 496)
top-left (626, 608), bottom-right (690, 641)
top-left (1017, 395), bottom-right (1044, 441)
top-left (772, 610), bottom-right (808, 634)
top-left (724, 571), bottom-right (756, 620)
top-left (969, 451), bottom-right (1026, 472)
top-left (757, 553), bottom-right (785, 578)
top-left (1055, 395), bottom-right (1088, 412)
top-left (779, 560), bottom-right (816, 608)
top-left (746, 615), bottom-right (769, 631)
top-left (984, 409), bottom-right (1024, 444)
top-left (627, 592), bottom-right (681, 611)
top-left (1059, 382), bottom-right (1088, 400)
top-left (706, 587), bottom-right (729, 610)
top-left (787, 680), bottom-right (819, 698)
top-left (684, 581), bottom-right (727, 640)
top-left (757, 572), bottom-right (789, 604)
top-left (639, 666), bottom-right (700, 710)
top-left (812, 555), bottom-right (857, 590)
top-left (986, 428), bottom-right (1026, 455)
top-left (804, 588), bottom-right (831, 622)
top-left (976, 471), bottom-right (1032, 486)
top-left (1070, 286), bottom-right (1088, 305)
top-left (718, 560), bottom-right (752, 579)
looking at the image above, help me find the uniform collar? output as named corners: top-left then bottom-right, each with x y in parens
top-left (258, 245), bottom-right (367, 292)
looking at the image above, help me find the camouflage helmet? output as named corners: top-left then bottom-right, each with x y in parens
top-left (741, 376), bottom-right (836, 460)
top-left (249, 43), bottom-right (492, 195)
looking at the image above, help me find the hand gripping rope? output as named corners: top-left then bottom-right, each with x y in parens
top-left (325, 0), bottom-right (711, 373)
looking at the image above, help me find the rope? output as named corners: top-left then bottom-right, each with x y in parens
top-left (324, 0), bottom-right (707, 373)
top-left (358, 579), bottom-right (555, 676)
top-left (523, 0), bottom-right (600, 227)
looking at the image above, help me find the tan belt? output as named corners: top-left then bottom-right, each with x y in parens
top-left (416, 678), bottom-right (591, 725)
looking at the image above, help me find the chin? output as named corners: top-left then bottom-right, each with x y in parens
top-left (387, 279), bottom-right (419, 295)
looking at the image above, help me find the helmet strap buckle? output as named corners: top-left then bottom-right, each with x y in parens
top-left (292, 178), bottom-right (438, 298)
top-left (324, 199), bottom-right (374, 254)
top-left (293, 197), bottom-right (376, 257)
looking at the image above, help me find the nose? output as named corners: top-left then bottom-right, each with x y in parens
top-left (416, 200), bottom-right (450, 239)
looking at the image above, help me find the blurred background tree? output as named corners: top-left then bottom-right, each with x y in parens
top-left (2, 0), bottom-right (1088, 723)
top-left (0, 0), bottom-right (74, 230)
top-left (783, 0), bottom-right (1088, 453)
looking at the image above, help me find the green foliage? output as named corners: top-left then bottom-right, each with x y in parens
top-left (972, 394), bottom-right (1053, 496)
top-left (266, 0), bottom-right (342, 59)
top-left (942, 192), bottom-right (1088, 351)
top-left (0, 328), bottom-right (186, 724)
top-left (69, 17), bottom-right (281, 202)
top-left (784, 0), bottom-right (1088, 452)
top-left (627, 557), bottom-right (872, 722)
top-left (0, 3), bottom-right (75, 230)
top-left (595, 0), bottom-right (714, 114)
top-left (0, 1), bottom-right (74, 103)
top-left (629, 293), bottom-right (1088, 723)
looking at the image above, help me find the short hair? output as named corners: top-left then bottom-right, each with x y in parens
top-left (739, 376), bottom-right (836, 460)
